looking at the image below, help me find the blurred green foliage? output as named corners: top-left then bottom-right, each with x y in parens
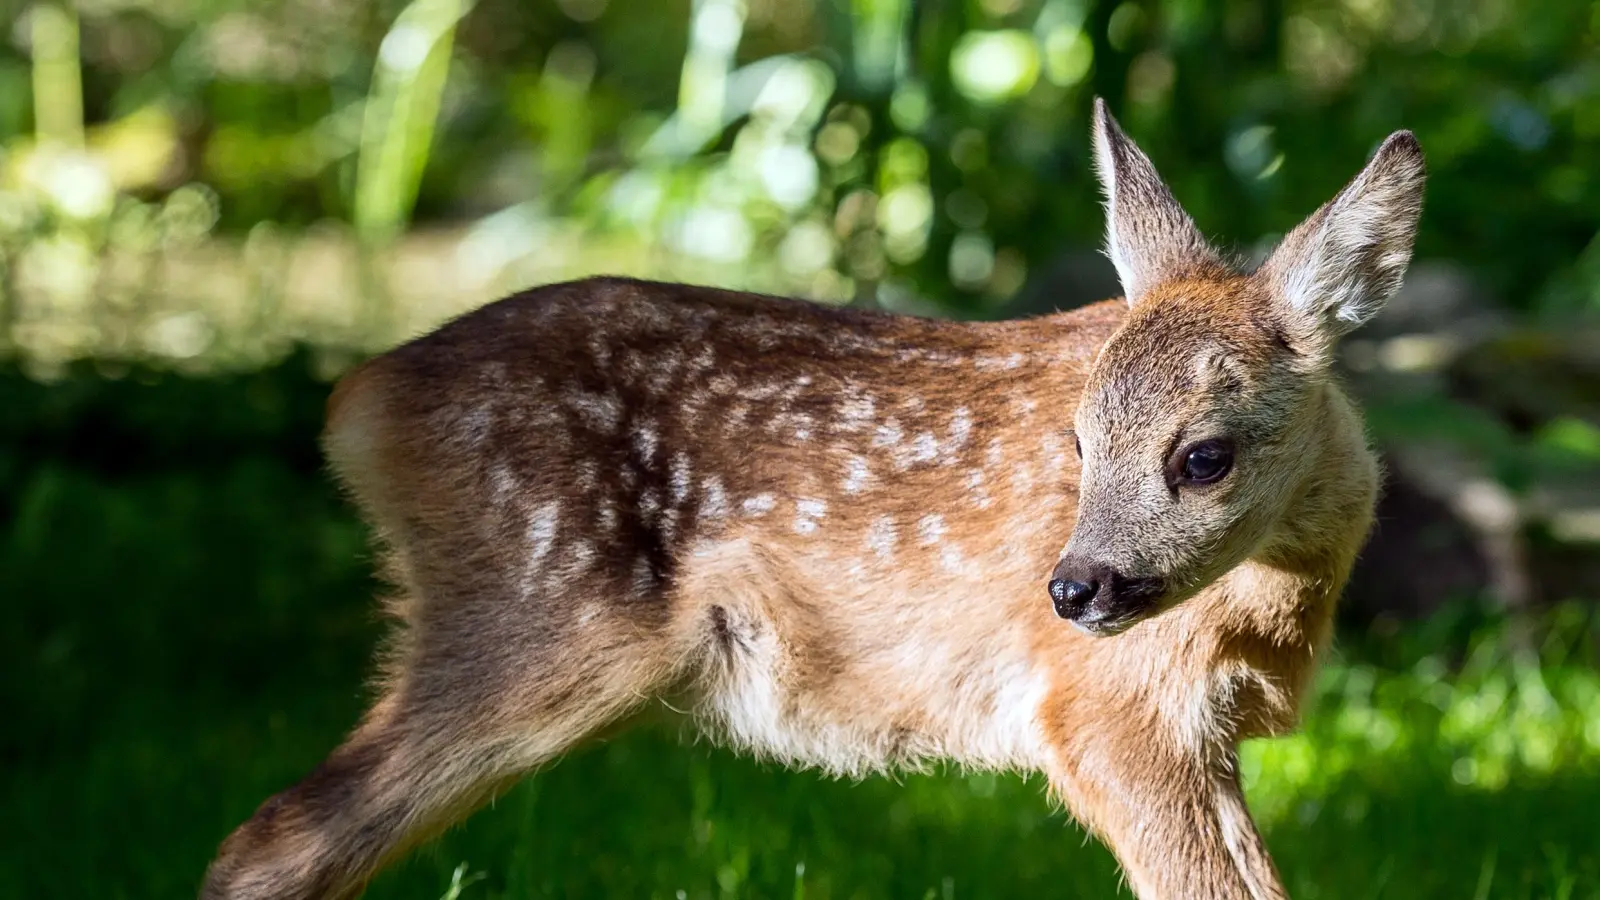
top-left (1, 0), bottom-right (1598, 372)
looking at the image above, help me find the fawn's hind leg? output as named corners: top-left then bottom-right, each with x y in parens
top-left (201, 599), bottom-right (684, 900)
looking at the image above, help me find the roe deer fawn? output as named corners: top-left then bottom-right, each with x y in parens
top-left (203, 99), bottom-right (1424, 900)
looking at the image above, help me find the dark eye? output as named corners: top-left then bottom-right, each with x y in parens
top-left (1074, 435), bottom-right (1083, 458)
top-left (1176, 439), bottom-right (1233, 485)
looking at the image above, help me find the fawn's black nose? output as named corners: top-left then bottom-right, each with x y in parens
top-left (1048, 554), bottom-right (1167, 634)
top-left (1049, 577), bottom-right (1099, 619)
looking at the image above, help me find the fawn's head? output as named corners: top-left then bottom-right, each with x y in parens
top-left (1048, 100), bottom-right (1425, 635)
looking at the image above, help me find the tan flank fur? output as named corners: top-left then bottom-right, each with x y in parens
top-left (202, 99), bottom-right (1425, 900)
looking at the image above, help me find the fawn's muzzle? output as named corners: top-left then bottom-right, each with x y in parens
top-left (1048, 556), bottom-right (1164, 634)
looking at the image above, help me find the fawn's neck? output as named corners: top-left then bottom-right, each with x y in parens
top-left (1197, 381), bottom-right (1378, 685)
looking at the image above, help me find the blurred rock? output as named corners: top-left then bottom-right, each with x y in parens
top-left (1449, 325), bottom-right (1600, 430)
top-left (1362, 260), bottom-right (1506, 342)
top-left (1343, 476), bottom-right (1493, 624)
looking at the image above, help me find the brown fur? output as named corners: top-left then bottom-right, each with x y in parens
top-left (201, 100), bottom-right (1424, 900)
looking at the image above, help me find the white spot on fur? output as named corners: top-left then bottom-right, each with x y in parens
top-left (910, 432), bottom-right (938, 465)
top-left (700, 476), bottom-right (730, 520)
top-left (742, 493), bottom-right (776, 517)
top-left (778, 380), bottom-right (808, 407)
top-left (866, 516), bottom-right (897, 558)
top-left (633, 421), bottom-right (659, 461)
top-left (741, 381), bottom-right (783, 402)
top-left (973, 353), bottom-right (1026, 371)
top-left (986, 438), bottom-right (1005, 468)
top-left (528, 501), bottom-right (560, 563)
top-left (790, 413), bottom-right (816, 441)
top-left (710, 373), bottom-right (738, 395)
top-left (934, 403), bottom-right (972, 464)
top-left (566, 387), bottom-right (623, 433)
top-left (523, 501), bottom-right (561, 597)
top-left (946, 407), bottom-right (973, 455)
top-left (1011, 463), bottom-right (1035, 494)
top-left (567, 539), bottom-right (597, 571)
top-left (940, 543), bottom-right (966, 574)
top-left (966, 468), bottom-right (992, 509)
top-left (489, 462), bottom-right (517, 505)
top-left (670, 451), bottom-right (693, 505)
top-left (837, 388), bottom-right (876, 432)
top-left (917, 513), bottom-right (946, 545)
top-left (842, 455), bottom-right (871, 494)
top-left (793, 498), bottom-right (828, 535)
top-left (873, 417), bottom-right (904, 447)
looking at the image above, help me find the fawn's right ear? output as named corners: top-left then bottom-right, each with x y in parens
top-left (1091, 97), bottom-right (1221, 305)
top-left (1259, 131), bottom-right (1426, 353)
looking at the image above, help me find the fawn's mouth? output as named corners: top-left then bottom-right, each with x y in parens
top-left (1063, 606), bottom-right (1149, 637)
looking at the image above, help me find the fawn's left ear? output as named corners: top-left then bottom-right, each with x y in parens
top-left (1260, 131), bottom-right (1426, 349)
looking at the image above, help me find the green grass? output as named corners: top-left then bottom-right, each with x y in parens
top-left (4, 360), bottom-right (1599, 899)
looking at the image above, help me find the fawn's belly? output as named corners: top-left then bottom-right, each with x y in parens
top-left (679, 541), bottom-right (1054, 775)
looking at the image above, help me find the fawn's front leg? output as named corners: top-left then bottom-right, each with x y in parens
top-left (1212, 759), bottom-right (1289, 900)
top-left (1048, 729), bottom-right (1286, 899)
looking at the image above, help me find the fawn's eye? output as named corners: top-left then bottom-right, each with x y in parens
top-left (1175, 439), bottom-right (1233, 485)
top-left (1074, 435), bottom-right (1082, 459)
